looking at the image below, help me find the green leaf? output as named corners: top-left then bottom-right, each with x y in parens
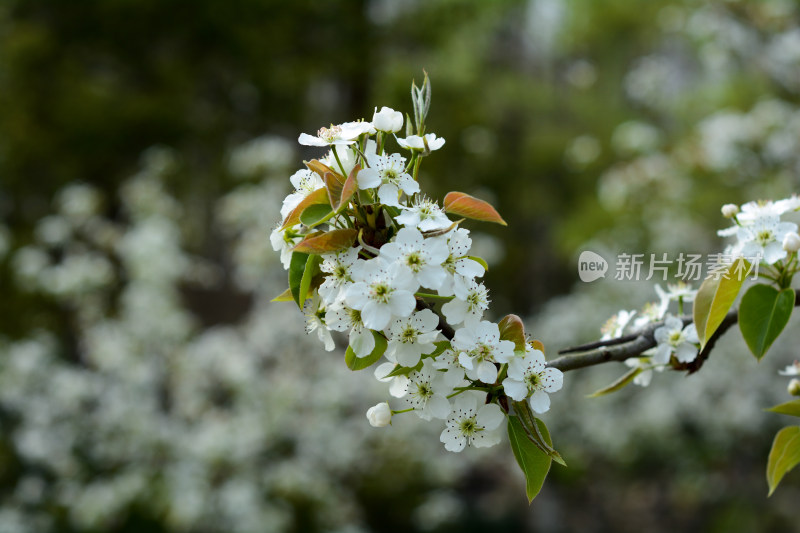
top-left (443, 191), bottom-right (507, 226)
top-left (288, 252), bottom-right (309, 308)
top-left (467, 255), bottom-right (489, 273)
top-left (692, 275), bottom-right (720, 349)
top-left (705, 259), bottom-right (749, 346)
top-left (692, 259), bottom-right (750, 347)
top-left (766, 399), bottom-right (800, 418)
top-left (426, 340), bottom-right (451, 358)
top-left (299, 204), bottom-right (333, 227)
top-left (498, 314), bottom-right (526, 351)
top-left (271, 287), bottom-right (293, 302)
top-left (293, 229), bottom-right (357, 254)
top-left (739, 285), bottom-right (795, 360)
top-left (345, 331), bottom-right (388, 371)
top-left (507, 415), bottom-right (553, 503)
top-left (586, 366), bottom-right (643, 398)
top-left (298, 254), bottom-right (321, 307)
top-left (767, 425), bottom-right (800, 496)
top-left (381, 361), bottom-right (423, 378)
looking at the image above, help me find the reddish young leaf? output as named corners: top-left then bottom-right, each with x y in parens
top-left (499, 314), bottom-right (526, 351)
top-left (324, 172), bottom-right (344, 209)
top-left (443, 192), bottom-right (507, 226)
top-left (338, 164), bottom-right (360, 211)
top-left (305, 159), bottom-right (338, 178)
top-left (280, 188), bottom-right (331, 229)
top-left (531, 340), bottom-right (546, 353)
top-left (293, 229), bottom-right (357, 254)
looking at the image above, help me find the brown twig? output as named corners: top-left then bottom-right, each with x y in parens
top-left (548, 288), bottom-right (800, 373)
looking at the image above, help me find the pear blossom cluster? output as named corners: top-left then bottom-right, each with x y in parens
top-left (600, 282), bottom-right (700, 388)
top-left (600, 195), bottom-right (800, 389)
top-left (271, 93), bottom-right (563, 453)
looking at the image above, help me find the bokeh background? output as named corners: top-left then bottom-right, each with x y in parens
top-left (1, 0), bottom-right (800, 531)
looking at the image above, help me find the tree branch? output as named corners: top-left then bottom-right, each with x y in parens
top-left (548, 288), bottom-right (800, 373)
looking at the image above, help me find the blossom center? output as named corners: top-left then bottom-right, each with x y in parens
top-left (459, 417), bottom-right (478, 436)
top-left (401, 325), bottom-right (418, 343)
top-left (317, 125), bottom-right (342, 143)
top-left (756, 229), bottom-right (774, 246)
top-left (668, 331), bottom-right (683, 346)
top-left (371, 283), bottom-right (392, 303)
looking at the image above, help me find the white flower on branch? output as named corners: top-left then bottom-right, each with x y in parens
top-left (372, 106), bottom-right (403, 133)
top-left (345, 258), bottom-right (418, 331)
top-left (357, 152), bottom-right (419, 207)
top-left (402, 360), bottom-right (451, 420)
top-left (452, 321), bottom-right (514, 384)
top-left (653, 315), bottom-right (699, 364)
top-left (441, 279), bottom-right (489, 326)
top-left (502, 345), bottom-right (563, 414)
top-left (325, 300), bottom-right (374, 357)
top-left (736, 215), bottom-right (798, 265)
top-left (438, 228), bottom-right (485, 297)
top-left (396, 196), bottom-right (452, 232)
top-left (298, 122), bottom-right (372, 147)
top-left (319, 247), bottom-right (361, 303)
top-left (439, 393), bottom-right (503, 452)
top-left (379, 227), bottom-right (448, 290)
top-left (280, 169), bottom-right (325, 219)
top-left (397, 133), bottom-right (446, 152)
top-left (366, 402), bottom-right (392, 427)
top-left (303, 292), bottom-right (335, 351)
top-left (385, 309), bottom-right (440, 367)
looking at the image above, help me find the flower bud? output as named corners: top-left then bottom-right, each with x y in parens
top-left (372, 106), bottom-right (403, 133)
top-left (721, 204), bottom-right (739, 218)
top-left (782, 232), bottom-right (800, 253)
top-left (789, 379), bottom-right (800, 397)
top-left (366, 402), bottom-right (392, 427)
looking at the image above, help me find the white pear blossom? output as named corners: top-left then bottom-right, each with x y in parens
top-left (385, 309), bottom-right (440, 367)
top-left (320, 145), bottom-right (359, 176)
top-left (396, 196), bottom-right (452, 231)
top-left (653, 315), bottom-right (699, 364)
top-left (344, 257), bottom-right (418, 331)
top-left (624, 357), bottom-right (664, 387)
top-left (655, 281), bottom-right (697, 303)
top-left (298, 121), bottom-right (372, 147)
top-left (452, 321), bottom-right (515, 384)
top-left (438, 228), bottom-right (485, 297)
top-left (366, 402), bottom-right (392, 427)
top-left (441, 279), bottom-right (489, 326)
top-left (431, 348), bottom-right (467, 388)
top-left (318, 247), bottom-right (361, 303)
top-left (783, 232), bottom-right (800, 253)
top-left (269, 225), bottom-right (301, 270)
top-left (439, 393), bottom-right (503, 452)
top-left (631, 300), bottom-right (669, 331)
top-left (402, 360), bottom-right (451, 420)
top-left (778, 361), bottom-right (800, 376)
top-left (721, 203), bottom-right (740, 218)
top-left (374, 362), bottom-right (411, 398)
top-left (280, 169), bottom-right (325, 219)
top-left (325, 300), bottom-right (374, 357)
top-left (379, 227), bottom-right (448, 290)
top-left (372, 106), bottom-right (403, 133)
top-left (737, 197), bottom-right (800, 223)
top-left (600, 310), bottom-right (636, 340)
top-left (357, 152), bottom-right (419, 207)
top-left (502, 345), bottom-right (563, 414)
top-left (397, 133), bottom-right (446, 152)
top-left (737, 215), bottom-right (798, 265)
top-left (303, 292), bottom-right (334, 351)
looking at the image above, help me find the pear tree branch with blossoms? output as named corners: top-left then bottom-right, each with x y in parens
top-left (272, 74), bottom-right (800, 502)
